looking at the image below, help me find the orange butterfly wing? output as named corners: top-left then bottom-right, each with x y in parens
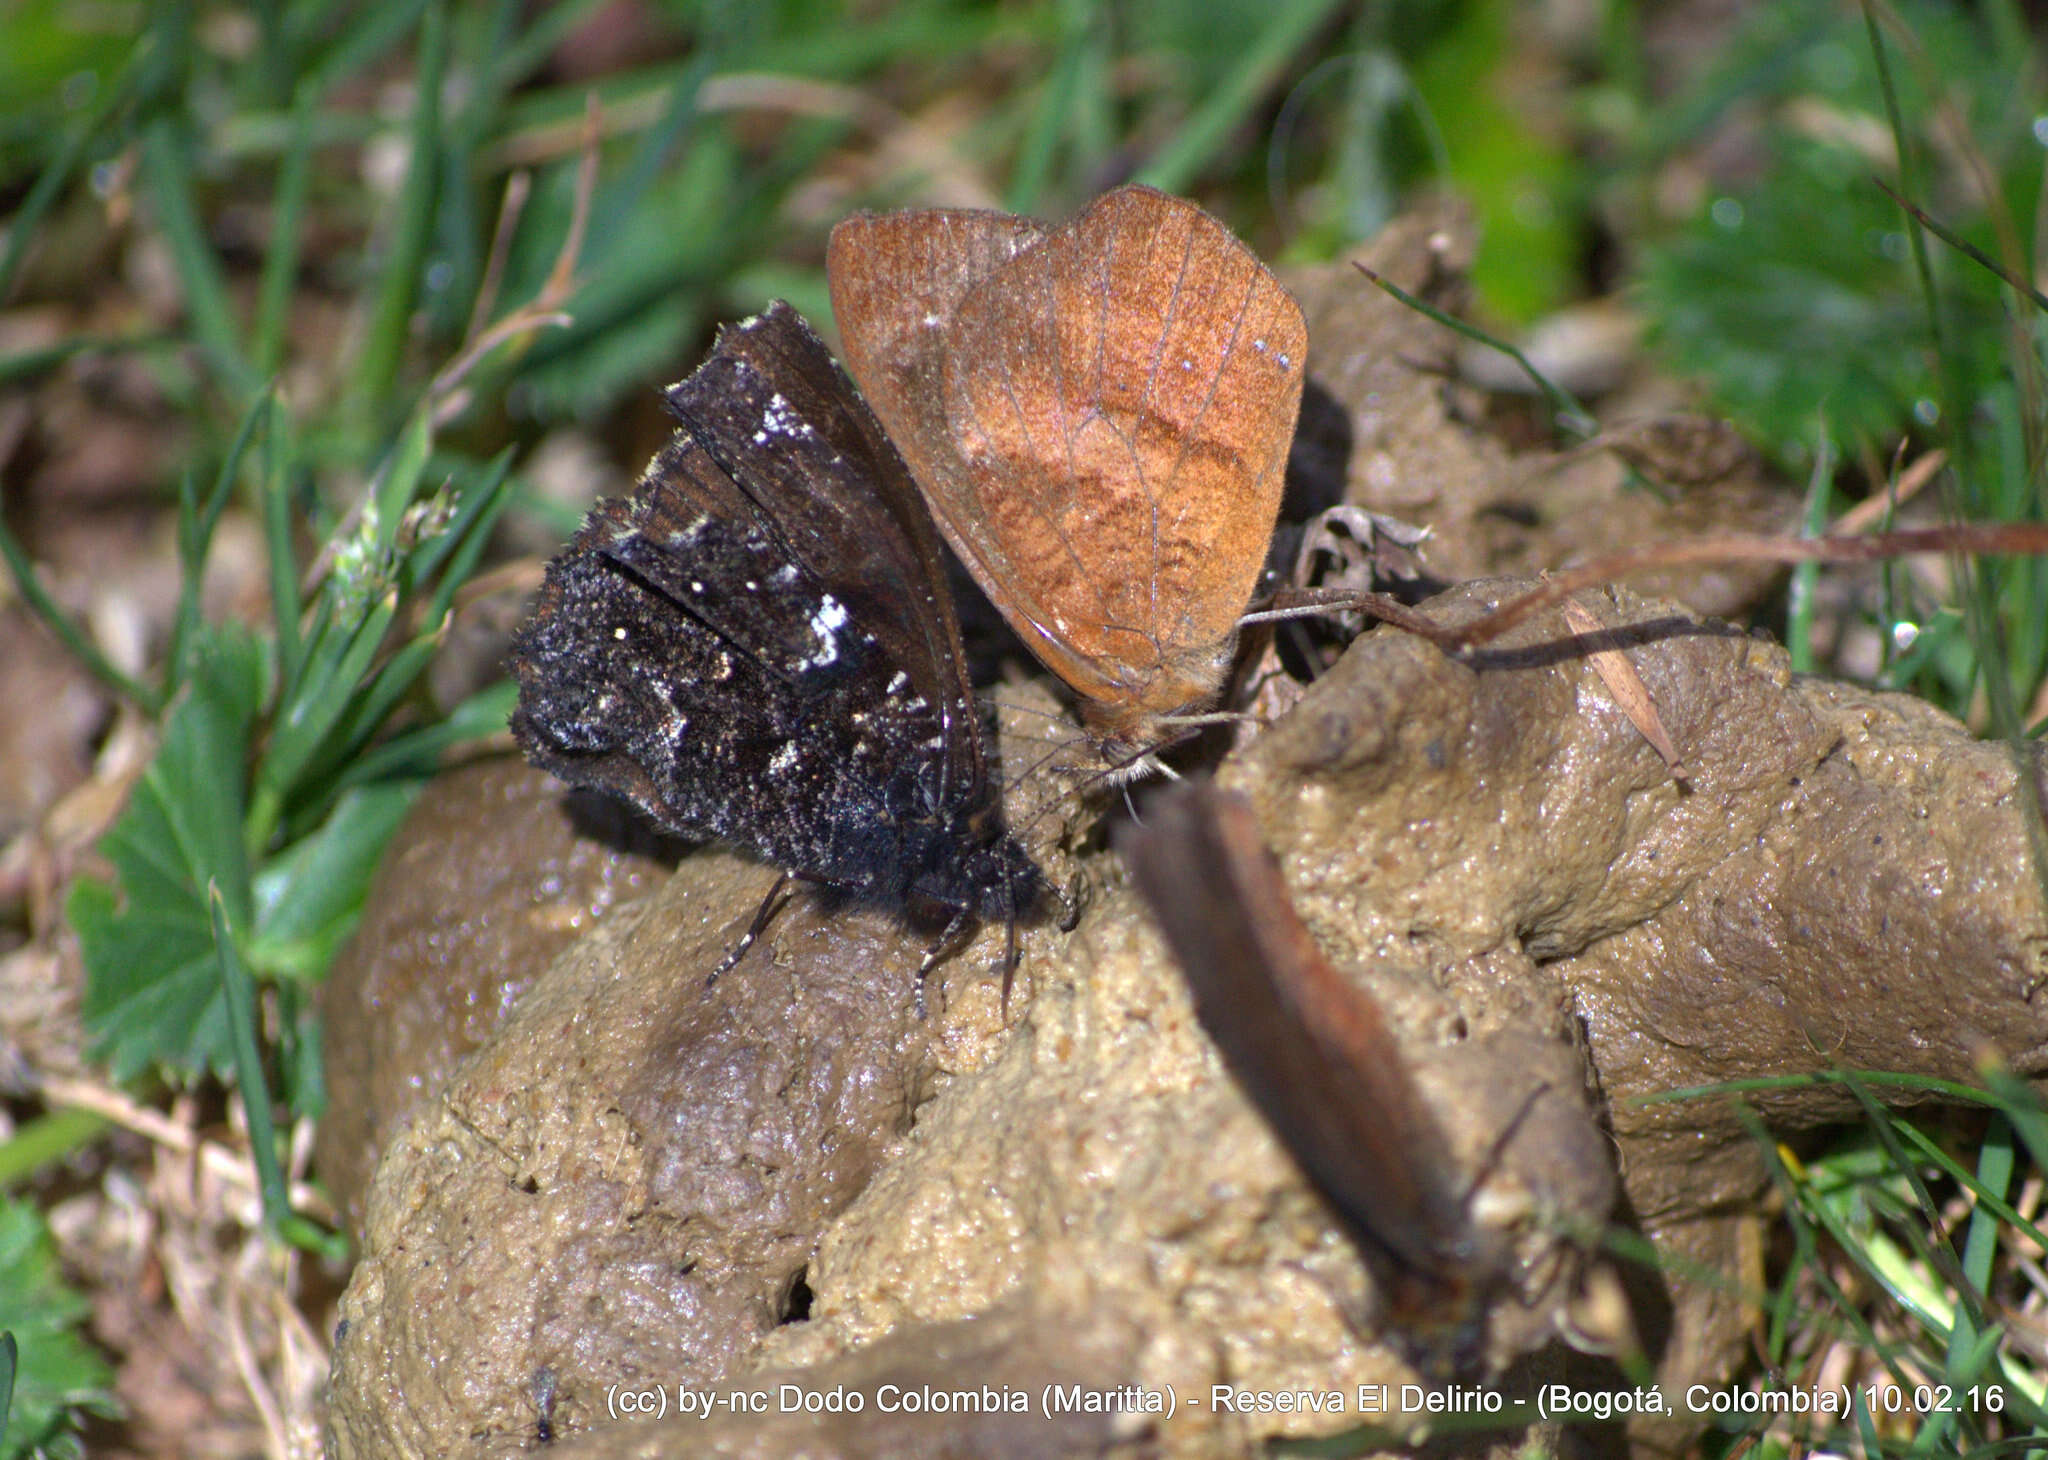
top-left (830, 185), bottom-right (1305, 751)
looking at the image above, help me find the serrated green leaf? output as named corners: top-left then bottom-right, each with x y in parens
top-left (73, 627), bottom-right (266, 1081)
top-left (0, 1199), bottom-right (117, 1460)
top-left (70, 879), bottom-right (231, 1083)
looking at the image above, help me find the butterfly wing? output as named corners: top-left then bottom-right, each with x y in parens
top-left (826, 202), bottom-right (1047, 481)
top-left (1119, 784), bottom-right (1476, 1299)
top-left (511, 305), bottom-right (1028, 912)
top-left (663, 304), bottom-right (991, 812)
top-left (831, 187), bottom-right (1306, 744)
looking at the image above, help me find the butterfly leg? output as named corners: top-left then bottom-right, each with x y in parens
top-left (708, 870), bottom-right (795, 986)
top-left (914, 904), bottom-right (979, 1019)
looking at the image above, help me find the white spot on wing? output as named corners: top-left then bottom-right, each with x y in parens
top-left (803, 594), bottom-right (849, 667)
top-left (759, 391), bottom-right (813, 441)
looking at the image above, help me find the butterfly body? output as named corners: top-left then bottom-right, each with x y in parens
top-left (828, 185), bottom-right (1307, 762)
top-left (511, 303), bottom-right (1040, 929)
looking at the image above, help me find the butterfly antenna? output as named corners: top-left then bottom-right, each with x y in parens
top-left (985, 694), bottom-right (1097, 761)
top-left (986, 693), bottom-right (1081, 728)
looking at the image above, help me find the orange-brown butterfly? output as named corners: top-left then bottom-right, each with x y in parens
top-left (828, 185), bottom-right (1306, 772)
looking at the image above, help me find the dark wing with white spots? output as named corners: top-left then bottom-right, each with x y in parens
top-left (509, 304), bottom-right (1032, 913)
top-left (662, 304), bottom-right (989, 811)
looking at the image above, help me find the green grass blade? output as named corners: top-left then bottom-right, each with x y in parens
top-left (286, 631), bottom-right (442, 814)
top-left (415, 450), bottom-right (515, 618)
top-left (0, 333), bottom-right (177, 388)
top-left (1136, 0), bottom-right (1345, 195)
top-left (209, 883), bottom-right (289, 1236)
top-left (302, 0), bottom-right (430, 97)
top-left (139, 117), bottom-right (258, 401)
top-left (262, 394), bottom-right (304, 683)
top-left (0, 513), bottom-right (160, 712)
top-left (0, 1110), bottom-right (108, 1193)
top-left (253, 85), bottom-right (321, 378)
top-left (371, 405), bottom-right (438, 563)
top-left (167, 390), bottom-right (270, 694)
top-left (249, 782), bottom-right (417, 979)
top-left (353, 0), bottom-right (448, 416)
top-left (586, 58), bottom-right (711, 262)
top-left (0, 1327), bottom-right (14, 1451)
top-left (483, 0), bottom-right (607, 96)
top-left (1353, 263), bottom-right (1596, 437)
top-left (1005, 0), bottom-right (1098, 213)
top-left (0, 42), bottom-right (142, 305)
top-left (329, 678), bottom-right (515, 794)
top-left (253, 592), bottom-right (398, 832)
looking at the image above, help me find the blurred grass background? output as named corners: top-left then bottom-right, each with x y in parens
top-left (1, 0), bottom-right (2045, 1455)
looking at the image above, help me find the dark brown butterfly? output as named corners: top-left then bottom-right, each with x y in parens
top-left (828, 185), bottom-right (1306, 770)
top-left (510, 303), bottom-right (1042, 968)
top-left (1119, 782), bottom-right (1506, 1372)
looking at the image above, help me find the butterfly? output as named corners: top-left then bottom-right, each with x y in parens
top-left (1119, 782), bottom-right (1505, 1374)
top-left (828, 184), bottom-right (1307, 771)
top-left (510, 302), bottom-right (1042, 972)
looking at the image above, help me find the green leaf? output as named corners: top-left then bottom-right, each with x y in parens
top-left (0, 1199), bottom-right (118, 1460)
top-left (369, 405), bottom-right (437, 569)
top-left (248, 782), bottom-right (419, 981)
top-left (73, 627), bottom-right (267, 1081)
